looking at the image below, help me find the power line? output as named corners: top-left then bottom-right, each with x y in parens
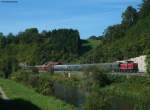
top-left (0, 0), bottom-right (18, 3)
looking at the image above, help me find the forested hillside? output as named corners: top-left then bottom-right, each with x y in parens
top-left (0, 0), bottom-right (150, 77)
top-left (0, 29), bottom-right (81, 77)
top-left (80, 0), bottom-right (150, 63)
top-left (0, 29), bottom-right (81, 64)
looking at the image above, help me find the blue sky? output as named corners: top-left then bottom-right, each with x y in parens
top-left (0, 0), bottom-right (142, 39)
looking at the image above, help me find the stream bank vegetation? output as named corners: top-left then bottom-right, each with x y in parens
top-left (7, 66), bottom-right (150, 110)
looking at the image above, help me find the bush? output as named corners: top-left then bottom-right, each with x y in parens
top-left (37, 77), bottom-right (54, 95)
top-left (106, 74), bottom-right (127, 84)
top-left (31, 67), bottom-right (39, 74)
top-left (147, 54), bottom-right (150, 75)
top-left (27, 75), bottom-right (40, 88)
top-left (11, 70), bottom-right (54, 96)
top-left (0, 56), bottom-right (19, 79)
top-left (0, 71), bottom-right (4, 78)
top-left (11, 70), bottom-right (30, 83)
top-left (84, 90), bottom-right (111, 110)
top-left (83, 66), bottom-right (112, 89)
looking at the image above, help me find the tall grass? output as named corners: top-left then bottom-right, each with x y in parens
top-left (0, 78), bottom-right (77, 110)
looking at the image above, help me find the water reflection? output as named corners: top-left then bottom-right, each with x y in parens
top-left (52, 83), bottom-right (149, 110)
top-left (53, 82), bottom-right (85, 107)
top-left (111, 98), bottom-right (134, 110)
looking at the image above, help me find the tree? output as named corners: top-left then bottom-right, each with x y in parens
top-left (0, 56), bottom-right (19, 78)
top-left (18, 28), bottom-right (40, 44)
top-left (104, 24), bottom-right (126, 42)
top-left (0, 37), bottom-right (7, 48)
top-left (140, 0), bottom-right (150, 18)
top-left (88, 36), bottom-right (99, 40)
top-left (146, 50), bottom-right (150, 75)
top-left (122, 6), bottom-right (138, 27)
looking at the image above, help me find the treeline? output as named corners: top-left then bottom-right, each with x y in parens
top-left (80, 0), bottom-right (150, 64)
top-left (0, 0), bottom-right (150, 77)
top-left (0, 29), bottom-right (81, 77)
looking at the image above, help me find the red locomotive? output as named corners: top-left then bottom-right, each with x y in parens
top-left (119, 61), bottom-right (138, 73)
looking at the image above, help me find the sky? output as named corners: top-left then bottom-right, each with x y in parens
top-left (0, 0), bottom-right (142, 39)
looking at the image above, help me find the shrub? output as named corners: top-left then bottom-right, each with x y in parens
top-left (37, 77), bottom-right (54, 95)
top-left (106, 74), bottom-right (127, 84)
top-left (83, 66), bottom-right (112, 89)
top-left (11, 70), bottom-right (54, 96)
top-left (0, 56), bottom-right (19, 79)
top-left (27, 75), bottom-right (40, 88)
top-left (84, 90), bottom-right (111, 110)
top-left (11, 70), bottom-right (30, 83)
top-left (31, 67), bottom-right (39, 74)
top-left (0, 71), bottom-right (4, 78)
top-left (146, 54), bottom-right (150, 75)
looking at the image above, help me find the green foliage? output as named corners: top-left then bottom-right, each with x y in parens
top-left (84, 91), bottom-right (111, 110)
top-left (0, 28), bottom-right (81, 66)
top-left (0, 1), bottom-right (150, 109)
top-left (31, 67), bottom-right (39, 74)
top-left (0, 56), bottom-right (19, 78)
top-left (146, 51), bottom-right (150, 74)
top-left (102, 77), bottom-right (150, 110)
top-left (140, 0), bottom-right (150, 18)
top-left (83, 75), bottom-right (150, 110)
top-left (11, 70), bottom-right (31, 83)
top-left (104, 24), bottom-right (126, 42)
top-left (0, 0), bottom-right (149, 72)
top-left (0, 71), bottom-right (4, 78)
top-left (122, 6), bottom-right (138, 27)
top-left (83, 66), bottom-right (112, 92)
top-left (0, 78), bottom-right (77, 110)
top-left (18, 28), bottom-right (40, 44)
top-left (36, 77), bottom-right (54, 95)
top-left (11, 70), bottom-right (54, 95)
top-left (88, 36), bottom-right (101, 40)
top-left (80, 1), bottom-right (150, 63)
top-left (0, 1), bottom-right (149, 73)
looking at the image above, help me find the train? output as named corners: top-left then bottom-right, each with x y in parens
top-left (35, 61), bottom-right (138, 73)
top-left (23, 60), bottom-right (139, 73)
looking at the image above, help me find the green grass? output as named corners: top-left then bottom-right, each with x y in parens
top-left (0, 78), bottom-right (77, 110)
top-left (82, 39), bottom-right (101, 49)
top-left (101, 79), bottom-right (150, 109)
top-left (87, 39), bottom-right (101, 48)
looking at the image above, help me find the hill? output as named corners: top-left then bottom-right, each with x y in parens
top-left (0, 0), bottom-right (150, 77)
top-left (0, 29), bottom-right (81, 65)
top-left (80, 1), bottom-right (150, 64)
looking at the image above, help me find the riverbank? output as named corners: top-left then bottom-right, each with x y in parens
top-left (5, 68), bottom-right (150, 110)
top-left (0, 78), bottom-right (77, 110)
top-left (96, 76), bottom-right (150, 110)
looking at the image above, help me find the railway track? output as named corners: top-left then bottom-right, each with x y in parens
top-left (55, 71), bottom-right (148, 77)
top-left (111, 72), bottom-right (148, 76)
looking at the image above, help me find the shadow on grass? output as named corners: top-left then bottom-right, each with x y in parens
top-left (0, 98), bottom-right (41, 110)
top-left (80, 40), bottom-right (92, 55)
